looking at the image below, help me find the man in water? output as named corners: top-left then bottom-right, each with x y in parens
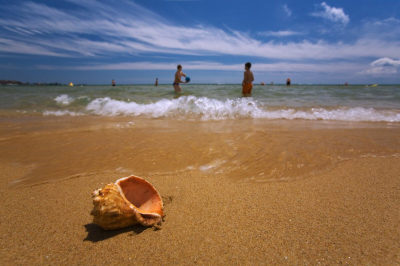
top-left (155, 78), bottom-right (158, 87)
top-left (173, 65), bottom-right (188, 92)
top-left (286, 78), bottom-right (291, 86)
top-left (112, 79), bottom-right (116, 86)
top-left (242, 62), bottom-right (254, 95)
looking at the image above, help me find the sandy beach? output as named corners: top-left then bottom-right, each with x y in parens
top-left (1, 157), bottom-right (400, 265)
top-left (1, 116), bottom-right (399, 265)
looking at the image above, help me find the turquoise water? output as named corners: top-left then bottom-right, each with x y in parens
top-left (1, 84), bottom-right (399, 122)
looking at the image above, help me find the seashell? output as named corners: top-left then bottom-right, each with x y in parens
top-left (90, 175), bottom-right (164, 230)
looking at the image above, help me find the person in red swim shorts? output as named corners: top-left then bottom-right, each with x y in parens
top-left (242, 62), bottom-right (254, 96)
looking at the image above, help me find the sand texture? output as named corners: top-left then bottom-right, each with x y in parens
top-left (1, 157), bottom-right (400, 265)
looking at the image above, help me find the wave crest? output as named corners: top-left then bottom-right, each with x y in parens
top-left (47, 96), bottom-right (400, 122)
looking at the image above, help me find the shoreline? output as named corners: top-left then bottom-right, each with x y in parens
top-left (2, 83), bottom-right (400, 86)
top-left (1, 84), bottom-right (399, 123)
top-left (1, 116), bottom-right (399, 187)
top-left (1, 156), bottom-right (399, 265)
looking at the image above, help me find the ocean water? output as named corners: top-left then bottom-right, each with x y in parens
top-left (1, 84), bottom-right (399, 122)
top-left (1, 84), bottom-right (400, 187)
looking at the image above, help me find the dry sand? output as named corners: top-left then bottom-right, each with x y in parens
top-left (1, 157), bottom-right (399, 265)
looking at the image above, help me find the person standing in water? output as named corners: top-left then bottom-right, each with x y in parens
top-left (242, 62), bottom-right (254, 96)
top-left (112, 79), bottom-right (116, 86)
top-left (155, 78), bottom-right (158, 87)
top-left (173, 65), bottom-right (188, 92)
top-left (286, 78), bottom-right (291, 86)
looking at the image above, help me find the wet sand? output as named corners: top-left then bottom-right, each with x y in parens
top-left (1, 116), bottom-right (399, 187)
top-left (1, 116), bottom-right (400, 265)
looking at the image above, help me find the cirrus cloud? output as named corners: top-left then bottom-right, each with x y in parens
top-left (258, 30), bottom-right (305, 37)
top-left (0, 0), bottom-right (399, 81)
top-left (311, 2), bottom-right (350, 25)
top-left (283, 5), bottom-right (292, 17)
top-left (0, 1), bottom-right (398, 61)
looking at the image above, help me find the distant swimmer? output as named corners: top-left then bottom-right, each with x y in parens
top-left (261, 82), bottom-right (265, 86)
top-left (155, 78), bottom-right (158, 87)
top-left (271, 81), bottom-right (273, 85)
top-left (286, 78), bottom-right (291, 86)
top-left (112, 79), bottom-right (116, 87)
top-left (173, 64), bottom-right (189, 92)
top-left (242, 62), bottom-right (254, 96)
top-left (345, 82), bottom-right (348, 86)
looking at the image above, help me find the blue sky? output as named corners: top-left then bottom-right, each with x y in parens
top-left (0, 0), bottom-right (400, 84)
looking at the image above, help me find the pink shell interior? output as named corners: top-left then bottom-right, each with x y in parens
top-left (116, 176), bottom-right (164, 216)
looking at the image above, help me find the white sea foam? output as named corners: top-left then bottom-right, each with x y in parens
top-left (84, 96), bottom-right (281, 120)
top-left (43, 110), bottom-right (84, 116)
top-left (253, 107), bottom-right (400, 122)
top-left (54, 94), bottom-right (74, 106)
top-left (45, 96), bottom-right (400, 122)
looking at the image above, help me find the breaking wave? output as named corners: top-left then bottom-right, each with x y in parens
top-left (45, 95), bottom-right (400, 122)
top-left (54, 94), bottom-right (74, 106)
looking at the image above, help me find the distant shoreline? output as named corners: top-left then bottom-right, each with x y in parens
top-left (1, 83), bottom-right (399, 86)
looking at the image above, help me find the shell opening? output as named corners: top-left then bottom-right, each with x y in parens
top-left (116, 176), bottom-right (163, 215)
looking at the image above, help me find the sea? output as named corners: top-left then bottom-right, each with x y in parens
top-left (1, 84), bottom-right (400, 187)
top-left (0, 84), bottom-right (399, 122)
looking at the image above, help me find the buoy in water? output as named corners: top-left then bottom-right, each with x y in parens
top-left (69, 82), bottom-right (74, 87)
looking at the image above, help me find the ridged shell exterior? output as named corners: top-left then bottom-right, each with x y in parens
top-left (90, 175), bottom-right (164, 230)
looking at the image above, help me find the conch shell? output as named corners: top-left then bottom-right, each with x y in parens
top-left (90, 175), bottom-right (164, 230)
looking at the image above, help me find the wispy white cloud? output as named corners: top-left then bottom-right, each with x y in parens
top-left (0, 38), bottom-right (69, 57)
top-left (311, 2), bottom-right (350, 25)
top-left (283, 5), bottom-right (292, 17)
top-left (3, 26), bottom-right (39, 36)
top-left (359, 66), bottom-right (398, 75)
top-left (3, 26), bottom-right (24, 35)
top-left (0, 0), bottom-right (398, 75)
top-left (0, 1), bottom-right (399, 61)
top-left (15, 27), bottom-right (35, 35)
top-left (371, 57), bottom-right (400, 67)
top-left (358, 57), bottom-right (400, 75)
top-left (359, 17), bottom-right (400, 43)
top-left (374, 17), bottom-right (400, 26)
top-left (37, 61), bottom-right (366, 74)
top-left (258, 30), bottom-right (305, 37)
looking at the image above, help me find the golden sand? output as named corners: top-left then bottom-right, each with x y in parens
top-left (0, 116), bottom-right (399, 265)
top-left (1, 158), bottom-right (400, 265)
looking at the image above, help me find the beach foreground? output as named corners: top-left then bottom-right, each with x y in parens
top-left (0, 116), bottom-right (399, 265)
top-left (1, 157), bottom-right (399, 265)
